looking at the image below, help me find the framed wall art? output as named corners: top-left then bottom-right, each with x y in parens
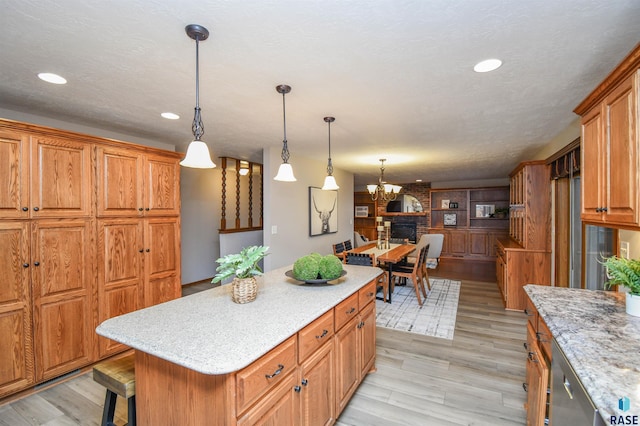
top-left (444, 213), bottom-right (457, 227)
top-left (309, 187), bottom-right (338, 236)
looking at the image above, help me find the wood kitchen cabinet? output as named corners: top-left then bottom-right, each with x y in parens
top-left (496, 161), bottom-right (551, 311)
top-left (96, 147), bottom-right (180, 218)
top-left (0, 118), bottom-right (182, 400)
top-left (575, 45), bottom-right (640, 228)
top-left (0, 221), bottom-right (34, 398)
top-left (31, 218), bottom-right (95, 381)
top-left (524, 294), bottom-right (551, 426)
top-left (335, 282), bottom-right (377, 416)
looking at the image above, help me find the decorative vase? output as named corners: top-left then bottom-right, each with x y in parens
top-left (626, 293), bottom-right (640, 317)
top-left (231, 277), bottom-right (258, 304)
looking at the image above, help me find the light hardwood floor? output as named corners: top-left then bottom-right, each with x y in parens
top-left (0, 271), bottom-right (527, 426)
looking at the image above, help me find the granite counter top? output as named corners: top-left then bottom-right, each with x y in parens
top-left (524, 285), bottom-right (640, 423)
top-left (97, 265), bottom-right (381, 375)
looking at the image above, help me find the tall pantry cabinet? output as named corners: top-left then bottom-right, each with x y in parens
top-left (0, 119), bottom-right (181, 398)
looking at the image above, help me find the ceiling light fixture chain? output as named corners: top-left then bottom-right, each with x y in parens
top-left (180, 24), bottom-right (215, 169)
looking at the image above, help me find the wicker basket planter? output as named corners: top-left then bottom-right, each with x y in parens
top-left (231, 277), bottom-right (258, 304)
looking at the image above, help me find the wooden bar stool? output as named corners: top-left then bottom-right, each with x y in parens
top-left (93, 354), bottom-right (136, 426)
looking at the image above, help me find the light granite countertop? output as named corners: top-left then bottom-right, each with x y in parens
top-left (96, 264), bottom-right (382, 375)
top-left (524, 285), bottom-right (640, 423)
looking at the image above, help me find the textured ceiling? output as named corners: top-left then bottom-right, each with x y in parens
top-left (1, 0), bottom-right (639, 186)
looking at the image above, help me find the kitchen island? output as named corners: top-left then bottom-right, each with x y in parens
top-left (97, 264), bottom-right (383, 425)
top-left (525, 285), bottom-right (640, 424)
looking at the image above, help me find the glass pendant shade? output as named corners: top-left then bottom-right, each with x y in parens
top-left (180, 140), bottom-right (216, 168)
top-left (322, 175), bottom-right (339, 190)
top-left (274, 162), bottom-right (296, 181)
top-left (367, 184), bottom-right (377, 194)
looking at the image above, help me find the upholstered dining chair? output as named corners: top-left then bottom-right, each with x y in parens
top-left (354, 231), bottom-right (369, 248)
top-left (344, 252), bottom-right (390, 303)
top-left (408, 233), bottom-right (443, 269)
top-left (391, 244), bottom-right (429, 306)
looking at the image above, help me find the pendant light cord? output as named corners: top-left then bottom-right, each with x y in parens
top-left (326, 120), bottom-right (333, 175)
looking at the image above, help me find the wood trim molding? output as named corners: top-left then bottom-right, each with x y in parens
top-left (574, 42), bottom-right (640, 115)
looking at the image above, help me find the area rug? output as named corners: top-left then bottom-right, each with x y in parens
top-left (375, 278), bottom-right (460, 340)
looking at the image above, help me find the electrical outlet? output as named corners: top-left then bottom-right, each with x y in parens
top-left (620, 241), bottom-right (630, 259)
top-left (271, 225), bottom-right (278, 235)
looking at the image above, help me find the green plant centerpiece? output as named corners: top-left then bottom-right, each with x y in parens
top-left (603, 255), bottom-right (640, 317)
top-left (292, 253), bottom-right (344, 282)
top-left (212, 245), bottom-right (269, 304)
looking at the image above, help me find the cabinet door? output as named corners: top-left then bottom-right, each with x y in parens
top-left (604, 73), bottom-right (638, 225)
top-left (468, 231), bottom-right (489, 257)
top-left (144, 218), bottom-right (181, 307)
top-left (96, 146), bottom-right (143, 217)
top-left (358, 301), bottom-right (376, 378)
top-left (237, 373), bottom-right (300, 426)
top-left (0, 222), bottom-right (34, 397)
top-left (97, 218), bottom-right (144, 357)
top-left (335, 316), bottom-right (360, 415)
top-left (581, 106), bottom-right (604, 222)
top-left (299, 340), bottom-right (335, 426)
top-left (30, 135), bottom-right (93, 218)
top-left (0, 130), bottom-right (29, 219)
top-left (31, 219), bottom-right (95, 380)
top-left (144, 154), bottom-right (180, 216)
top-left (448, 230), bottom-right (467, 257)
top-left (525, 323), bottom-right (549, 426)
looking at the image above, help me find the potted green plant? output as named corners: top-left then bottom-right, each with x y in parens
top-left (494, 207), bottom-right (510, 219)
top-left (603, 255), bottom-right (640, 317)
top-left (212, 245), bottom-right (269, 304)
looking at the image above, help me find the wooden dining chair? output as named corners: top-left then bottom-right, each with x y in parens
top-left (332, 242), bottom-right (346, 259)
top-left (343, 239), bottom-right (353, 251)
top-left (391, 245), bottom-right (429, 306)
top-left (344, 252), bottom-right (390, 303)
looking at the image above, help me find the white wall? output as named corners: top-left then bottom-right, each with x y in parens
top-left (180, 166), bottom-right (220, 284)
top-left (263, 146), bottom-right (354, 271)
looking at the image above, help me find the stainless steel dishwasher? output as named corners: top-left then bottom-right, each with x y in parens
top-left (552, 339), bottom-right (606, 426)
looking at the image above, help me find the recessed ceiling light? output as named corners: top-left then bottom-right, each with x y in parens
top-left (161, 112), bottom-right (180, 120)
top-left (38, 73), bottom-right (67, 84)
top-left (473, 59), bottom-right (502, 73)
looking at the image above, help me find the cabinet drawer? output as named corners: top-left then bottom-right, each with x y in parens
top-left (537, 317), bottom-right (552, 362)
top-left (298, 309), bottom-right (334, 362)
top-left (236, 335), bottom-right (297, 415)
top-left (358, 279), bottom-right (377, 308)
top-left (335, 292), bottom-right (359, 331)
top-left (524, 296), bottom-right (538, 331)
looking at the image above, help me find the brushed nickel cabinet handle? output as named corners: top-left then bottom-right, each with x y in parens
top-left (265, 364), bottom-right (284, 379)
top-left (316, 329), bottom-right (328, 339)
top-left (346, 307), bottom-right (356, 314)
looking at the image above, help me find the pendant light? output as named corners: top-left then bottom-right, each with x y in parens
top-left (273, 84), bottom-right (296, 181)
top-left (321, 116), bottom-right (339, 190)
top-left (180, 24), bottom-right (216, 169)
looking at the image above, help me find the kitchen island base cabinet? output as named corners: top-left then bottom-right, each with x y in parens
top-left (130, 275), bottom-right (380, 426)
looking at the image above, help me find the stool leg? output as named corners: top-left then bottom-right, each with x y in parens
top-left (102, 390), bottom-right (117, 426)
top-left (127, 396), bottom-right (137, 426)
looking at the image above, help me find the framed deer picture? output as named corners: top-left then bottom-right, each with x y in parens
top-left (309, 186), bottom-right (338, 236)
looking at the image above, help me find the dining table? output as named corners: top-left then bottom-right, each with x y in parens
top-left (349, 241), bottom-right (416, 303)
